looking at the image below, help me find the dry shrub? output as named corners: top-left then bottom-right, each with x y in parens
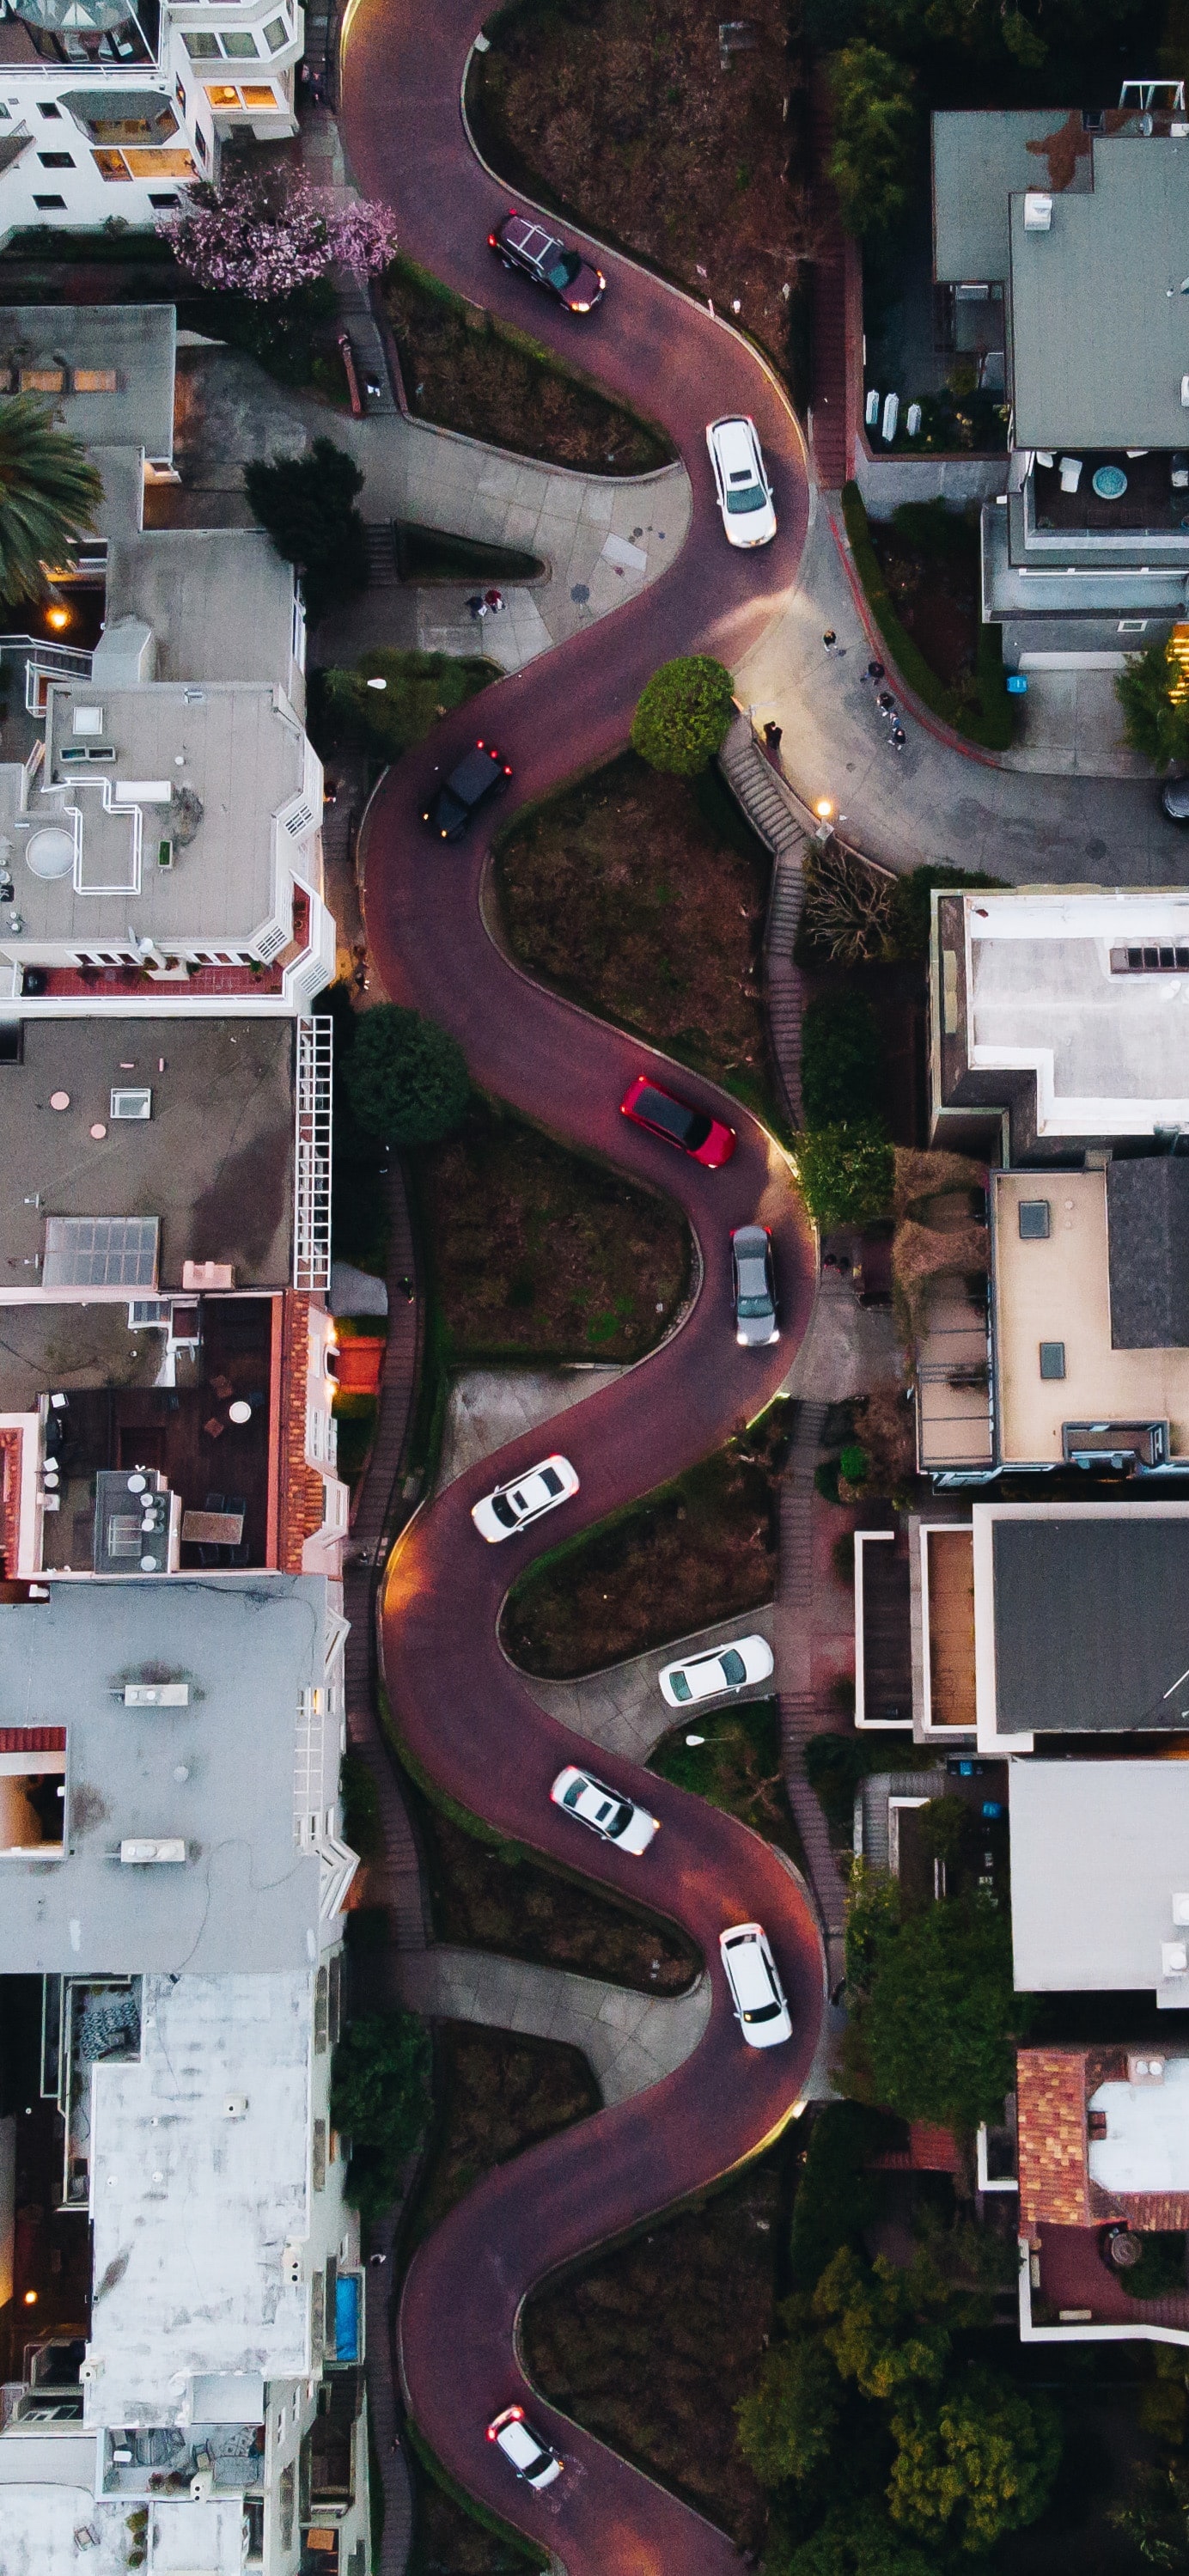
top-left (802, 839), bottom-right (894, 966)
top-left (893, 1218), bottom-right (988, 1293)
top-left (852, 1387), bottom-right (916, 1494)
top-left (893, 1146), bottom-right (988, 1218)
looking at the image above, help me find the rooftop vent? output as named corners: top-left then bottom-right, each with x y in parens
top-left (1023, 192), bottom-right (1052, 232)
top-left (182, 1260), bottom-right (234, 1291)
top-left (119, 1837), bottom-right (186, 1865)
top-left (223, 2094), bottom-right (247, 2119)
top-left (1162, 1939), bottom-right (1188, 1978)
top-left (1018, 1199), bottom-right (1051, 1241)
top-left (122, 1682), bottom-right (188, 1707)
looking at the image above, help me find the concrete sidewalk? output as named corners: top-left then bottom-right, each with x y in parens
top-left (395, 1945), bottom-right (711, 2106)
top-left (736, 493), bottom-right (1180, 886)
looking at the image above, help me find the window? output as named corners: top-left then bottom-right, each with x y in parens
top-left (1017, 1199), bottom-right (1050, 1240)
top-left (72, 370), bottom-right (115, 394)
top-left (1039, 1340), bottom-right (1066, 1381)
top-left (193, 123), bottom-right (208, 161)
top-left (220, 30), bottom-right (258, 53)
top-left (264, 13), bottom-right (288, 44)
top-left (312, 2118), bottom-right (326, 2192)
top-left (240, 84), bottom-right (277, 105)
top-left (37, 150), bottom-right (74, 167)
top-left (37, 102), bottom-right (62, 118)
top-left (1118, 620), bottom-right (1148, 634)
top-left (33, 195), bottom-right (66, 210)
top-left (149, 192), bottom-right (179, 209)
top-left (314, 1963), bottom-right (329, 2054)
top-left (204, 81), bottom-right (239, 105)
top-left (0, 1724), bottom-right (66, 1858)
top-left (93, 150), bottom-right (131, 180)
top-left (182, 29), bottom-right (219, 54)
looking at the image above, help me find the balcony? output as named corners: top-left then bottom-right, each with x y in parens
top-left (101, 2422), bottom-right (265, 2499)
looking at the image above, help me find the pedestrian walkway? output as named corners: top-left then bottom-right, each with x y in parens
top-left (716, 711), bottom-right (809, 1127)
top-left (395, 1948), bottom-right (711, 2107)
top-left (772, 1402), bottom-right (850, 1987)
top-left (807, 64), bottom-right (852, 491)
top-left (524, 1603), bottom-right (780, 1765)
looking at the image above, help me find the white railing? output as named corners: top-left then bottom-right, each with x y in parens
top-left (294, 1013), bottom-right (332, 1291)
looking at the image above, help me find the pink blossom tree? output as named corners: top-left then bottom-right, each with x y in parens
top-left (160, 173), bottom-right (399, 301)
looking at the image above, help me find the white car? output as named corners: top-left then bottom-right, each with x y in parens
top-left (719, 1921), bottom-right (792, 2048)
top-left (486, 2404), bottom-right (563, 2489)
top-left (551, 1764), bottom-right (660, 1855)
top-left (705, 415), bottom-right (777, 549)
top-left (471, 1454), bottom-right (579, 1544)
top-left (658, 1634), bottom-right (774, 1709)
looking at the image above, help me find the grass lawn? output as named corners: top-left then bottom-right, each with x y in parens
top-left (521, 2142), bottom-right (786, 2555)
top-left (411, 1793), bottom-right (699, 1992)
top-left (649, 1699), bottom-right (805, 1873)
top-left (385, 255), bottom-right (672, 475)
top-left (417, 1097), bottom-right (690, 1363)
top-left (469, 0), bottom-right (806, 375)
top-left (493, 753), bottom-right (779, 1128)
top-left (500, 1424), bottom-right (782, 1678)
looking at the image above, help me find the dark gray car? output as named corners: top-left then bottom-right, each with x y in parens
top-left (730, 1224), bottom-right (778, 1348)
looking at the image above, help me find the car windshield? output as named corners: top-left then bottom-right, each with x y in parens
top-left (725, 480), bottom-right (766, 513)
top-left (668, 1670), bottom-right (692, 1703)
top-left (636, 1086), bottom-right (711, 1149)
top-left (737, 1292), bottom-right (772, 1317)
top-left (562, 1779), bottom-right (587, 1809)
top-left (743, 2000), bottom-right (781, 2023)
top-left (546, 252), bottom-right (582, 289)
top-left (720, 1649), bottom-right (747, 1685)
top-left (540, 1466), bottom-right (562, 1496)
top-left (491, 1494), bottom-right (518, 1529)
top-left (603, 1801), bottom-right (634, 1836)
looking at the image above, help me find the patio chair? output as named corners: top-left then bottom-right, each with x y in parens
top-left (1058, 455), bottom-right (1082, 492)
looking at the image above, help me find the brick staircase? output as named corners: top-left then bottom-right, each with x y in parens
top-left (778, 1402), bottom-right (850, 1975)
top-left (363, 522), bottom-right (400, 589)
top-left (716, 716), bottom-right (808, 1126)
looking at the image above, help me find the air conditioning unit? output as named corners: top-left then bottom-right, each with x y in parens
top-left (181, 1261), bottom-right (235, 1291)
top-left (1023, 192), bottom-right (1052, 231)
top-left (119, 1837), bottom-right (186, 1865)
top-left (223, 2095), bottom-right (248, 2119)
top-left (123, 1683), bottom-right (188, 1707)
top-left (1162, 1939), bottom-right (1188, 1978)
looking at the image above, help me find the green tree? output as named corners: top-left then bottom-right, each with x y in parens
top-left (331, 2010), bottom-right (431, 2217)
top-left (814, 2249), bottom-right (951, 2401)
top-left (827, 46), bottom-right (918, 240)
top-left (844, 1859), bottom-right (901, 1995)
top-left (320, 648), bottom-right (497, 761)
top-left (801, 992), bottom-right (884, 1130)
top-left (630, 655), bottom-right (735, 776)
top-left (771, 2499), bottom-right (938, 2576)
top-left (790, 2100), bottom-right (900, 2290)
top-left (794, 1126), bottom-right (895, 1232)
top-left (736, 2321), bottom-right (842, 2487)
top-left (342, 1002), bottom-right (470, 1147)
top-left (916, 1795), bottom-right (973, 1874)
top-left (888, 2367), bottom-right (1061, 2553)
top-left (0, 395), bottom-right (102, 606)
top-left (864, 1895), bottom-right (1023, 2132)
top-left (243, 435), bottom-right (367, 621)
top-left (1117, 638), bottom-right (1189, 771)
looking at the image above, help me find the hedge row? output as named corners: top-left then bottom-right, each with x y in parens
top-left (840, 482), bottom-right (1015, 754)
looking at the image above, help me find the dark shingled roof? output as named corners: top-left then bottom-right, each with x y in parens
top-left (993, 1517), bottom-right (1189, 1732)
top-left (1107, 1158), bottom-right (1189, 1349)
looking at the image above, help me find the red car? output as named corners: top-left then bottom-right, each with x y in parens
top-left (619, 1074), bottom-right (735, 1168)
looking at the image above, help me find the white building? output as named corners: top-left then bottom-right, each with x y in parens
top-left (0, 0), bottom-right (303, 240)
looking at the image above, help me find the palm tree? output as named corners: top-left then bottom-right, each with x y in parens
top-left (0, 395), bottom-right (102, 607)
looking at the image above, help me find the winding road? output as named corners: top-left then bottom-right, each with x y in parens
top-left (340, 8), bottom-right (829, 2565)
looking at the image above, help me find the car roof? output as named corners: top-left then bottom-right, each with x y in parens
top-left (725, 1932), bottom-right (774, 2006)
top-left (713, 418), bottom-right (758, 476)
top-left (498, 2417), bottom-right (543, 2466)
top-left (733, 1224), bottom-right (768, 1253)
top-left (506, 217), bottom-right (559, 258)
top-left (448, 745), bottom-right (497, 802)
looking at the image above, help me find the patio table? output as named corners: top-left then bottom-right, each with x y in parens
top-left (1091, 464), bottom-right (1128, 500)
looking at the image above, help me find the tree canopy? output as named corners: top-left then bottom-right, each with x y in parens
top-left (321, 648), bottom-right (497, 760)
top-left (888, 2368), bottom-right (1062, 2553)
top-left (244, 436), bottom-right (367, 621)
top-left (0, 396), bottom-right (102, 607)
top-left (342, 1002), bottom-right (470, 1147)
top-left (737, 2325), bottom-right (842, 2487)
top-left (630, 655), bottom-right (735, 775)
top-left (827, 46), bottom-right (918, 240)
top-left (793, 1126), bottom-right (895, 1234)
top-left (863, 1895), bottom-right (1023, 2132)
top-left (801, 991), bottom-right (885, 1130)
top-left (1116, 638), bottom-right (1189, 772)
top-left (771, 2499), bottom-right (938, 2576)
top-left (331, 2010), bottom-right (431, 2217)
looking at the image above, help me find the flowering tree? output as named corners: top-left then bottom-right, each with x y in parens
top-left (160, 174), bottom-right (398, 302)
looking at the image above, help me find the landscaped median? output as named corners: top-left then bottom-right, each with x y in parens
top-left (838, 484), bottom-right (1015, 754)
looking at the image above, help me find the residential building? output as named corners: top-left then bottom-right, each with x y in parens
top-left (1017, 2044), bottom-right (1189, 2343)
top-left (0, 1012), bottom-right (343, 1579)
top-left (932, 87), bottom-right (1189, 668)
top-left (0, 0), bottom-right (303, 244)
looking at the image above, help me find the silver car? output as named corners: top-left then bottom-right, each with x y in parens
top-left (730, 1224), bottom-right (778, 1348)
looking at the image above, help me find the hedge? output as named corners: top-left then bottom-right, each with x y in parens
top-left (840, 484), bottom-right (1015, 754)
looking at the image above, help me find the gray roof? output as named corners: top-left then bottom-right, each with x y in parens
top-left (0, 1017), bottom-right (295, 1291)
top-left (0, 304), bottom-right (174, 461)
top-left (932, 109), bottom-right (1088, 284)
top-left (993, 1514), bottom-right (1189, 1732)
top-left (1009, 134), bottom-right (1189, 448)
top-left (1010, 1756), bottom-right (1189, 1997)
top-left (104, 526), bottom-right (300, 692)
top-left (0, 1575), bottom-right (332, 1974)
top-left (1107, 1158), bottom-right (1189, 1347)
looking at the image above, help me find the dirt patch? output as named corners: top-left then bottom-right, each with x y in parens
top-left (501, 1425), bottom-right (783, 1678)
top-left (417, 1099), bottom-right (690, 1362)
top-left (493, 753), bottom-right (776, 1121)
top-left (471, 0), bottom-right (806, 367)
top-left (866, 520), bottom-right (979, 695)
top-left (649, 1699), bottom-right (805, 1872)
top-left (385, 258), bottom-right (671, 474)
top-left (521, 2143), bottom-right (785, 2555)
top-left (412, 1797), bottom-right (699, 1993)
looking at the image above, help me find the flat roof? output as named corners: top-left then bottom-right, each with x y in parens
top-left (104, 528), bottom-right (299, 691)
top-left (1009, 135), bottom-right (1189, 449)
top-left (0, 304), bottom-right (175, 461)
top-left (962, 891), bottom-right (1189, 1137)
top-left (1090, 2054), bottom-right (1189, 2194)
top-left (932, 108), bottom-right (1088, 284)
top-left (87, 1970), bottom-right (314, 2421)
top-left (992, 1507), bottom-right (1189, 1732)
top-left (0, 1017), bottom-right (295, 1291)
top-left (0, 2488), bottom-right (241, 2576)
top-left (1009, 1756), bottom-right (1189, 1999)
top-left (1106, 1158), bottom-right (1189, 1346)
top-left (992, 1169), bottom-right (1189, 1462)
top-left (0, 1573), bottom-right (333, 1973)
top-left (0, 679), bottom-right (306, 949)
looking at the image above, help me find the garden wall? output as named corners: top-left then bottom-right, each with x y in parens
top-left (853, 440), bottom-right (1009, 514)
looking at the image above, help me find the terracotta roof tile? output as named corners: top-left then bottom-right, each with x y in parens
top-left (1018, 2048), bottom-right (1094, 2227)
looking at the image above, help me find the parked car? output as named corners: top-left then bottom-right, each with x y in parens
top-left (486, 2405), bottom-right (564, 2488)
top-left (471, 1454), bottom-right (579, 1543)
top-left (421, 740), bottom-right (512, 841)
top-left (489, 211), bottom-right (606, 314)
top-left (719, 1921), bottom-right (792, 2048)
top-left (658, 1634), bottom-right (774, 1708)
top-left (730, 1224), bottom-right (778, 1347)
top-left (1162, 775), bottom-right (1189, 821)
top-left (705, 415), bottom-right (777, 549)
top-left (551, 1764), bottom-right (659, 1853)
top-left (619, 1072), bottom-right (735, 1168)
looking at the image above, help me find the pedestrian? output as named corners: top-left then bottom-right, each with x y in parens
top-left (369, 2251), bottom-right (387, 2268)
top-left (861, 657), bottom-right (885, 686)
top-left (890, 723), bottom-right (906, 751)
top-left (821, 630), bottom-right (837, 655)
top-left (466, 594), bottom-right (489, 622)
top-left (483, 587), bottom-right (504, 613)
top-left (398, 1275), bottom-right (413, 1303)
top-left (763, 718), bottom-right (783, 759)
top-left (876, 691), bottom-right (896, 718)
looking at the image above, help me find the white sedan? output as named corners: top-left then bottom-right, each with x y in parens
top-left (720, 1921), bottom-right (792, 2048)
top-left (705, 415), bottom-right (777, 548)
top-left (551, 1764), bottom-right (660, 1855)
top-left (486, 2405), bottom-right (563, 2489)
top-left (471, 1454), bottom-right (579, 1544)
top-left (658, 1634), bottom-right (773, 1709)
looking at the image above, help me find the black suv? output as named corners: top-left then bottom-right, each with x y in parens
top-left (421, 740), bottom-right (512, 842)
top-left (488, 211), bottom-right (606, 314)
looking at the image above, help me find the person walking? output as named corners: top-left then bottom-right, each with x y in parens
top-left (821, 629), bottom-right (837, 654)
top-left (861, 658), bottom-right (885, 686)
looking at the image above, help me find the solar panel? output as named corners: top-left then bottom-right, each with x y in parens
top-left (43, 1216), bottom-right (159, 1288)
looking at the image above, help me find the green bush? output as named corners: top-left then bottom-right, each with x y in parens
top-left (629, 654), bottom-right (735, 776)
top-left (343, 1002), bottom-right (470, 1147)
top-left (839, 1443), bottom-right (869, 1485)
top-left (887, 861), bottom-right (1008, 965)
top-left (243, 434), bottom-right (367, 622)
top-left (789, 2100), bottom-right (899, 2288)
top-left (794, 1126), bottom-right (895, 1232)
top-left (888, 2367), bottom-right (1062, 2554)
top-left (320, 647), bottom-right (497, 762)
top-left (805, 1731), bottom-right (871, 1833)
top-left (340, 1749), bottom-right (383, 1862)
top-left (1124, 2232), bottom-right (1188, 2301)
top-left (827, 45), bottom-right (918, 239)
top-left (863, 1895), bottom-right (1024, 2131)
top-left (841, 484), bottom-right (1015, 753)
top-left (801, 992), bottom-right (884, 1130)
top-left (331, 2010), bottom-right (431, 2217)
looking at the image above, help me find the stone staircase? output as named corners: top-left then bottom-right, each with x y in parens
top-left (363, 522), bottom-right (400, 589)
top-left (716, 714), bottom-right (808, 1127)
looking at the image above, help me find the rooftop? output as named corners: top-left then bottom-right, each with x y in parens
top-left (958, 890), bottom-right (1189, 1138)
top-left (991, 1167), bottom-right (1189, 1465)
top-left (0, 1016), bottom-right (296, 1291)
top-left (1009, 134), bottom-right (1189, 450)
top-left (103, 523), bottom-right (302, 692)
top-left (1009, 1755), bottom-right (1189, 2001)
top-left (0, 1572), bottom-right (340, 1975)
top-left (86, 1970), bottom-right (314, 2422)
top-left (932, 107), bottom-right (1091, 284)
top-left (0, 2487), bottom-right (243, 2576)
top-left (990, 1504), bottom-right (1189, 1736)
top-left (0, 305), bottom-right (175, 464)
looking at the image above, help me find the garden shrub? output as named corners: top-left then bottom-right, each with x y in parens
top-left (841, 484), bottom-right (1015, 752)
top-left (789, 2101), bottom-right (899, 2289)
top-left (801, 991), bottom-right (884, 1130)
top-left (331, 2010), bottom-right (431, 2215)
top-left (794, 1126), bottom-right (895, 1232)
top-left (1125, 2232), bottom-right (1188, 2302)
top-left (630, 654), bottom-right (735, 776)
top-left (343, 1002), bottom-right (470, 1147)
